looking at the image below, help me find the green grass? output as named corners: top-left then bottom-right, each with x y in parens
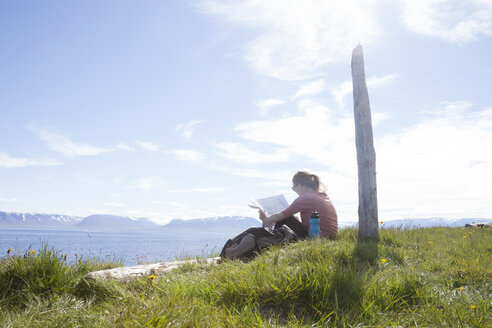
top-left (0, 226), bottom-right (490, 327)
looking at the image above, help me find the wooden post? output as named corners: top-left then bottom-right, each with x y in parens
top-left (351, 45), bottom-right (379, 240)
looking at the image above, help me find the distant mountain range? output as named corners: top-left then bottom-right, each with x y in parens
top-left (0, 211), bottom-right (489, 231)
top-left (0, 212), bottom-right (83, 228)
top-left (0, 211), bottom-right (261, 232)
top-left (76, 214), bottom-right (160, 230)
top-left (377, 217), bottom-right (491, 229)
top-left (162, 216), bottom-right (261, 232)
top-left (338, 218), bottom-right (491, 229)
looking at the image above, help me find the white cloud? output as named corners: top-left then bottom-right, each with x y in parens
top-left (198, 0), bottom-right (383, 80)
top-left (0, 195), bottom-right (17, 203)
top-left (104, 202), bottom-right (124, 207)
top-left (402, 0), bottom-right (492, 44)
top-left (169, 202), bottom-right (187, 209)
top-left (331, 74), bottom-right (399, 108)
top-left (167, 149), bottom-right (206, 162)
top-left (0, 152), bottom-right (60, 168)
top-left (217, 204), bottom-right (260, 218)
top-left (192, 187), bottom-right (226, 193)
top-left (116, 143), bottom-right (133, 151)
top-left (293, 79), bottom-right (325, 99)
top-left (135, 140), bottom-right (161, 152)
top-left (198, 0), bottom-right (492, 81)
top-left (376, 101), bottom-right (492, 218)
top-left (35, 129), bottom-right (111, 157)
top-left (76, 176), bottom-right (102, 185)
top-left (215, 142), bottom-right (290, 164)
top-left (205, 162), bottom-right (293, 183)
top-left (128, 177), bottom-right (166, 191)
top-left (229, 93), bottom-right (492, 219)
top-left (331, 80), bottom-right (354, 108)
top-left (176, 120), bottom-right (203, 139)
top-left (235, 99), bottom-right (357, 174)
top-left (217, 166), bottom-right (267, 178)
top-left (367, 74), bottom-right (399, 88)
top-left (256, 98), bottom-right (285, 116)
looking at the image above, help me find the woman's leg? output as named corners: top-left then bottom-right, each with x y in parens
top-left (274, 216), bottom-right (309, 239)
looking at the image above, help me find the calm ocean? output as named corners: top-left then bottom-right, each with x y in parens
top-left (0, 228), bottom-right (234, 266)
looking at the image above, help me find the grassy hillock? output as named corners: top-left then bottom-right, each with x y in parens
top-left (0, 226), bottom-right (490, 327)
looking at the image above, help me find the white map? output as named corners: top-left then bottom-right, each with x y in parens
top-left (249, 194), bottom-right (289, 215)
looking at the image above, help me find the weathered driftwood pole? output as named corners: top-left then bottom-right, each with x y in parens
top-left (351, 44), bottom-right (379, 240)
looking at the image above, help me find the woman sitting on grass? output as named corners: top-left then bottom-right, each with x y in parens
top-left (221, 171), bottom-right (338, 260)
top-left (260, 171), bottom-right (338, 240)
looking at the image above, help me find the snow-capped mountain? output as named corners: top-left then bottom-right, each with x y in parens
top-left (0, 211), bottom-right (82, 227)
top-left (75, 214), bottom-right (159, 230)
top-left (162, 216), bottom-right (261, 232)
top-left (0, 211), bottom-right (260, 231)
top-left (338, 218), bottom-right (492, 229)
top-left (1, 210), bottom-right (489, 231)
top-left (378, 217), bottom-right (491, 229)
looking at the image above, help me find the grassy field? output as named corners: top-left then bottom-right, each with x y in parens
top-left (0, 226), bottom-right (490, 327)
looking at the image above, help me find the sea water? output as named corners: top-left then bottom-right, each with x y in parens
top-left (0, 228), bottom-right (233, 265)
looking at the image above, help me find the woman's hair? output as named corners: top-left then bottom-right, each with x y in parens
top-left (292, 171), bottom-right (325, 192)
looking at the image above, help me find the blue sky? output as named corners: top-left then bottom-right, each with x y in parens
top-left (1, 0), bottom-right (491, 224)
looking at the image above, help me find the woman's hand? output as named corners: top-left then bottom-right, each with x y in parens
top-left (259, 209), bottom-right (268, 222)
top-left (260, 212), bottom-right (286, 225)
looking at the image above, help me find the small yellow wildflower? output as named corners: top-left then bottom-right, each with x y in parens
top-left (380, 221), bottom-right (384, 224)
top-left (148, 275), bottom-right (156, 280)
top-left (471, 305), bottom-right (476, 309)
top-left (468, 231), bottom-right (472, 235)
top-left (7, 248), bottom-right (13, 254)
top-left (381, 258), bottom-right (386, 264)
top-left (462, 235), bottom-right (467, 239)
top-left (29, 249), bottom-right (35, 256)
top-left (428, 241), bottom-right (433, 244)
top-left (459, 286), bottom-right (464, 291)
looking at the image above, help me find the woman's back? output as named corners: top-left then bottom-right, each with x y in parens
top-left (282, 192), bottom-right (338, 239)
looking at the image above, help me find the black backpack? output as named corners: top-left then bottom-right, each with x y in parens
top-left (220, 225), bottom-right (299, 260)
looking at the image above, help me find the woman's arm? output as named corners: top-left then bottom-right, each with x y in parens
top-left (259, 196), bottom-right (304, 226)
top-left (259, 210), bottom-right (287, 225)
